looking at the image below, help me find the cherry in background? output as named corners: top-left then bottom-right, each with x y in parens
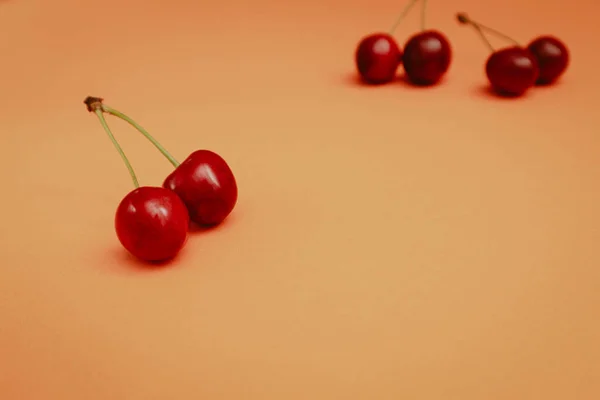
top-left (355, 0), bottom-right (423, 84)
top-left (402, 0), bottom-right (452, 85)
top-left (457, 13), bottom-right (539, 97)
top-left (354, 0), bottom-right (451, 86)
top-left (527, 36), bottom-right (569, 85)
top-left (355, 33), bottom-right (401, 84)
top-left (84, 97), bottom-right (189, 263)
top-left (94, 99), bottom-right (238, 227)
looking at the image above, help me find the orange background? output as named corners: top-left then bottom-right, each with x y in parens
top-left (1, 0), bottom-right (599, 398)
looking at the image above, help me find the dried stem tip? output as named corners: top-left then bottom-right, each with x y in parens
top-left (456, 13), bottom-right (469, 24)
top-left (84, 96), bottom-right (104, 112)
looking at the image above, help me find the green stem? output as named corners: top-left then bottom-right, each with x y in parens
top-left (456, 13), bottom-right (519, 47)
top-left (93, 109), bottom-right (140, 188)
top-left (456, 13), bottom-right (494, 52)
top-left (474, 25), bottom-right (495, 52)
top-left (475, 21), bottom-right (520, 46)
top-left (101, 105), bottom-right (180, 168)
top-left (389, 0), bottom-right (422, 34)
top-left (420, 0), bottom-right (427, 30)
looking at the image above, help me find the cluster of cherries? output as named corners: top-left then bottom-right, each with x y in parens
top-left (84, 97), bottom-right (238, 263)
top-left (85, 3), bottom-right (568, 264)
top-left (355, 0), bottom-right (569, 96)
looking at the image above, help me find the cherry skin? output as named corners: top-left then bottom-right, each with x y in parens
top-left (355, 33), bottom-right (402, 84)
top-left (115, 186), bottom-right (190, 262)
top-left (163, 150), bottom-right (238, 226)
top-left (402, 30), bottom-right (452, 85)
top-left (526, 36), bottom-right (569, 85)
top-left (485, 47), bottom-right (539, 96)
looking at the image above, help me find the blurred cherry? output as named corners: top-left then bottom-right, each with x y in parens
top-left (402, 30), bottom-right (452, 85)
top-left (355, 33), bottom-right (402, 84)
top-left (485, 47), bottom-right (539, 96)
top-left (527, 36), bottom-right (569, 85)
top-left (354, 0), bottom-right (421, 84)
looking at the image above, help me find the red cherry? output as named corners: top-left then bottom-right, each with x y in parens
top-left (485, 47), bottom-right (539, 96)
top-left (355, 33), bottom-right (402, 84)
top-left (164, 150), bottom-right (238, 226)
top-left (353, 0), bottom-right (423, 85)
top-left (526, 36), bottom-right (569, 85)
top-left (402, 30), bottom-right (452, 85)
top-left (115, 186), bottom-right (189, 262)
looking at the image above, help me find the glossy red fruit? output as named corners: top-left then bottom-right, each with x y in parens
top-left (485, 47), bottom-right (539, 96)
top-left (355, 33), bottom-right (402, 84)
top-left (163, 150), bottom-right (238, 226)
top-left (115, 186), bottom-right (190, 262)
top-left (526, 36), bottom-right (569, 85)
top-left (402, 30), bottom-right (452, 85)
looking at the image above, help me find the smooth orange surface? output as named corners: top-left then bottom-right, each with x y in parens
top-left (1, 0), bottom-right (599, 398)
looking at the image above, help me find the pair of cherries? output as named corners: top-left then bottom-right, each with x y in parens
top-left (356, 0), bottom-right (452, 86)
top-left (84, 97), bottom-right (238, 263)
top-left (355, 0), bottom-right (569, 97)
top-left (457, 13), bottom-right (568, 96)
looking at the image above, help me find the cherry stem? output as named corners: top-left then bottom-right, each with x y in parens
top-left (456, 13), bottom-right (494, 52)
top-left (456, 13), bottom-right (520, 48)
top-left (389, 0), bottom-right (422, 34)
top-left (91, 107), bottom-right (140, 188)
top-left (99, 104), bottom-right (181, 168)
top-left (420, 0), bottom-right (427, 31)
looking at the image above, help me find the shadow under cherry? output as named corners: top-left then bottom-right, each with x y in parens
top-left (340, 71), bottom-right (447, 90)
top-left (471, 84), bottom-right (534, 100)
